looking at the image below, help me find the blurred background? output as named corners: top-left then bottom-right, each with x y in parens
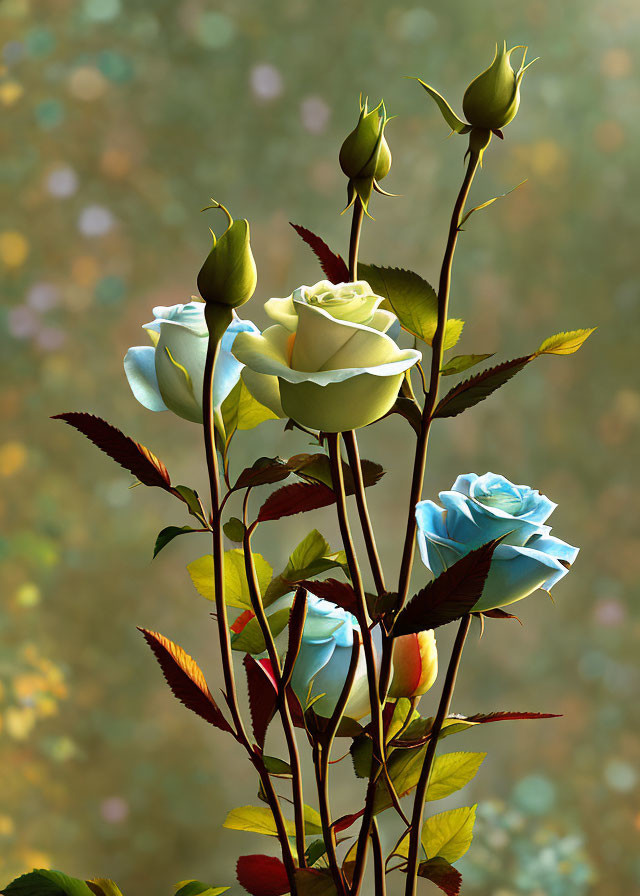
top-left (1, 0), bottom-right (638, 893)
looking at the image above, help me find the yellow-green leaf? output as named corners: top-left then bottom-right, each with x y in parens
top-left (222, 378), bottom-right (278, 438)
top-left (231, 606), bottom-right (291, 654)
top-left (266, 529), bottom-right (346, 603)
top-left (187, 549), bottom-right (273, 609)
top-left (174, 883), bottom-right (229, 896)
top-left (223, 804), bottom-right (322, 837)
top-left (426, 752), bottom-right (486, 802)
top-left (412, 78), bottom-right (468, 133)
top-left (87, 882), bottom-right (125, 896)
top-left (440, 353), bottom-right (494, 376)
top-left (536, 328), bottom-right (596, 356)
top-left (422, 804), bottom-right (477, 862)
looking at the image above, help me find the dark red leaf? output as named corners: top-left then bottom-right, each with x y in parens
top-left (393, 538), bottom-right (502, 636)
top-left (294, 868), bottom-right (339, 895)
top-left (234, 456), bottom-right (292, 491)
top-left (290, 222), bottom-right (349, 283)
top-left (236, 855), bottom-right (290, 896)
top-left (138, 628), bottom-right (232, 733)
top-left (281, 587), bottom-right (308, 691)
top-left (464, 710), bottom-right (562, 724)
top-left (243, 655), bottom-right (278, 749)
top-left (434, 355), bottom-right (532, 419)
top-left (332, 809), bottom-right (364, 833)
top-left (483, 608), bottom-right (522, 623)
top-left (257, 482), bottom-right (336, 522)
top-left (53, 412), bottom-right (173, 491)
top-left (417, 857), bottom-right (462, 896)
top-left (299, 579), bottom-right (358, 615)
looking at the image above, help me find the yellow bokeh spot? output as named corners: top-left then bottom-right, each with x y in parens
top-left (0, 440), bottom-right (27, 476)
top-left (0, 231), bottom-right (29, 268)
top-left (71, 254), bottom-right (99, 286)
top-left (0, 814), bottom-right (14, 836)
top-left (530, 140), bottom-right (565, 178)
top-left (68, 66), bottom-right (108, 101)
top-left (101, 147), bottom-right (133, 178)
top-left (0, 81), bottom-right (24, 106)
top-left (5, 706), bottom-right (36, 740)
top-left (16, 581), bottom-right (41, 606)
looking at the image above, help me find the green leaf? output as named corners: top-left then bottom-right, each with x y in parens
top-left (294, 869), bottom-right (338, 896)
top-left (305, 839), bottom-right (328, 868)
top-left (427, 752), bottom-right (486, 802)
top-left (231, 606), bottom-right (291, 654)
top-left (174, 485), bottom-right (206, 522)
top-left (422, 805), bottom-right (476, 862)
top-left (350, 735), bottom-right (373, 779)
top-left (535, 328), bottom-right (596, 356)
top-left (222, 517), bottom-right (246, 543)
top-left (2, 871), bottom-right (94, 896)
top-left (187, 549), bottom-right (273, 609)
top-left (359, 265), bottom-right (463, 349)
top-left (263, 755), bottom-right (293, 777)
top-left (440, 354), bottom-right (494, 376)
top-left (458, 180), bottom-right (527, 230)
top-left (86, 883), bottom-right (125, 896)
top-left (373, 745), bottom-right (426, 813)
top-left (265, 529), bottom-right (347, 604)
top-left (174, 882), bottom-right (229, 896)
top-left (386, 697), bottom-right (420, 744)
top-left (434, 355), bottom-right (532, 418)
top-left (412, 78), bottom-right (468, 133)
top-left (154, 526), bottom-right (199, 558)
top-left (222, 804), bottom-right (321, 838)
top-left (221, 378), bottom-right (277, 439)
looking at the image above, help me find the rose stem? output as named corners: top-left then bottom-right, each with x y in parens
top-left (348, 195), bottom-right (365, 281)
top-left (203, 308), bottom-right (298, 893)
top-left (327, 431), bottom-right (385, 896)
top-left (403, 614), bottom-right (471, 896)
top-left (342, 430), bottom-right (386, 596)
top-left (243, 514), bottom-right (307, 867)
top-left (378, 149), bottom-right (481, 701)
top-left (312, 636), bottom-right (361, 896)
top-left (371, 819), bottom-right (387, 896)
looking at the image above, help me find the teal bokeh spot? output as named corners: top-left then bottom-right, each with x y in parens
top-left (97, 50), bottom-right (134, 83)
top-left (196, 11), bottom-right (236, 49)
top-left (83, 0), bottom-right (121, 22)
top-left (35, 99), bottom-right (64, 130)
top-left (95, 275), bottom-right (126, 305)
top-left (513, 774), bottom-right (556, 815)
top-left (25, 27), bottom-right (56, 57)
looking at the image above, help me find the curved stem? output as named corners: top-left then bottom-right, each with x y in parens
top-left (378, 150), bottom-right (481, 700)
top-left (343, 430), bottom-right (386, 597)
top-left (202, 315), bottom-right (298, 893)
top-left (403, 614), bottom-right (471, 896)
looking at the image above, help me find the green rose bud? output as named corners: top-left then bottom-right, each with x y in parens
top-left (339, 98), bottom-right (393, 214)
top-left (462, 42), bottom-right (537, 131)
top-left (197, 201), bottom-right (257, 310)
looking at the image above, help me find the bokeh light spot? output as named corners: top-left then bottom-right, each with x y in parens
top-left (604, 759), bottom-right (637, 793)
top-left (0, 80), bottom-right (23, 106)
top-left (513, 774), bottom-right (556, 815)
top-left (35, 98), bottom-right (64, 129)
top-left (82, 0), bottom-right (121, 23)
top-left (95, 274), bottom-right (125, 305)
top-left (68, 66), bottom-right (108, 101)
top-left (46, 165), bottom-right (78, 197)
top-left (250, 64), bottom-right (283, 102)
top-left (195, 11), bottom-right (236, 49)
top-left (78, 204), bottom-right (115, 237)
top-left (0, 230), bottom-right (29, 267)
top-left (300, 96), bottom-right (331, 134)
top-left (0, 441), bottom-right (27, 476)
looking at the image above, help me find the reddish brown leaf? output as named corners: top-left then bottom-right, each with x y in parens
top-left (332, 810), bottom-right (364, 833)
top-left (236, 855), bottom-right (290, 896)
top-left (53, 412), bottom-right (173, 491)
top-left (483, 607), bottom-right (522, 624)
top-left (257, 482), bottom-right (336, 522)
top-left (243, 655), bottom-right (278, 749)
top-left (294, 868), bottom-right (339, 895)
top-left (234, 456), bottom-right (292, 491)
top-left (434, 355), bottom-right (532, 419)
top-left (393, 538), bottom-right (502, 636)
top-left (290, 222), bottom-right (349, 283)
top-left (280, 587), bottom-right (308, 691)
top-left (231, 609), bottom-right (255, 634)
top-left (464, 710), bottom-right (562, 724)
top-left (299, 579), bottom-right (358, 615)
top-left (417, 857), bottom-right (462, 895)
top-left (138, 628), bottom-right (232, 733)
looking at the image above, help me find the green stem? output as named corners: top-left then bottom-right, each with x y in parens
top-left (348, 197), bottom-right (365, 281)
top-left (403, 614), bottom-right (471, 896)
top-left (378, 150), bottom-right (481, 700)
top-left (202, 310), bottom-right (298, 893)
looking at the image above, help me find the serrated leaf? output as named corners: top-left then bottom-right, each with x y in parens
top-left (231, 607), bottom-right (291, 654)
top-left (233, 456), bottom-right (292, 491)
top-left (350, 734), bottom-right (373, 778)
top-left (426, 752), bottom-right (486, 802)
top-left (2, 870), bottom-right (94, 896)
top-left (290, 223), bottom-right (349, 283)
top-left (174, 882), bottom-right (229, 896)
top-left (535, 328), bottom-right (596, 356)
top-left (266, 530), bottom-right (346, 603)
top-left (434, 355), bottom-right (532, 418)
top-left (154, 526), bottom-right (199, 558)
top-left (52, 413), bottom-right (173, 492)
top-left (86, 881), bottom-right (125, 896)
top-left (417, 857), bottom-right (462, 896)
top-left (138, 628), bottom-right (232, 733)
top-left (223, 517), bottom-right (246, 543)
top-left (393, 539), bottom-right (501, 635)
top-left (299, 579), bottom-right (357, 615)
top-left (413, 79), bottom-right (467, 133)
top-left (440, 353), bottom-right (494, 376)
top-left (224, 805), bottom-right (321, 838)
top-left (257, 482), bottom-right (336, 523)
top-left (359, 264), bottom-right (463, 348)
top-left (187, 549), bottom-right (273, 609)
top-left (236, 856), bottom-right (289, 896)
top-left (422, 805), bottom-right (476, 862)
top-left (464, 710), bottom-right (562, 724)
top-left (243, 655), bottom-right (278, 748)
top-left (221, 379), bottom-right (278, 440)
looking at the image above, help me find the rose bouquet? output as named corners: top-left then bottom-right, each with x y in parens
top-left (4, 44), bottom-right (595, 896)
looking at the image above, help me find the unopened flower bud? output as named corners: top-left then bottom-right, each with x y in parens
top-left (462, 42), bottom-right (537, 131)
top-left (339, 98), bottom-right (393, 213)
top-left (197, 201), bottom-right (257, 310)
top-left (389, 630), bottom-right (438, 700)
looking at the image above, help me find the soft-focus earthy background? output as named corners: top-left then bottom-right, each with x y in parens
top-left (1, 0), bottom-right (638, 893)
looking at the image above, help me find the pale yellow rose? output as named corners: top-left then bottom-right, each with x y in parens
top-left (232, 280), bottom-right (421, 433)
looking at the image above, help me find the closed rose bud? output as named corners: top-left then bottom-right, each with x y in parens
top-left (389, 630), bottom-right (438, 699)
top-left (339, 98), bottom-right (392, 213)
top-left (197, 201), bottom-right (257, 310)
top-left (462, 42), bottom-right (537, 131)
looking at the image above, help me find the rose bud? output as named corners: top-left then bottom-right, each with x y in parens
top-left (389, 630), bottom-right (438, 700)
top-left (339, 98), bottom-right (393, 213)
top-left (462, 42), bottom-right (537, 131)
top-left (197, 201), bottom-right (257, 310)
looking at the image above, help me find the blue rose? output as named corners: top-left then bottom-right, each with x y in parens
top-left (416, 472), bottom-right (578, 612)
top-left (124, 302), bottom-right (258, 424)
